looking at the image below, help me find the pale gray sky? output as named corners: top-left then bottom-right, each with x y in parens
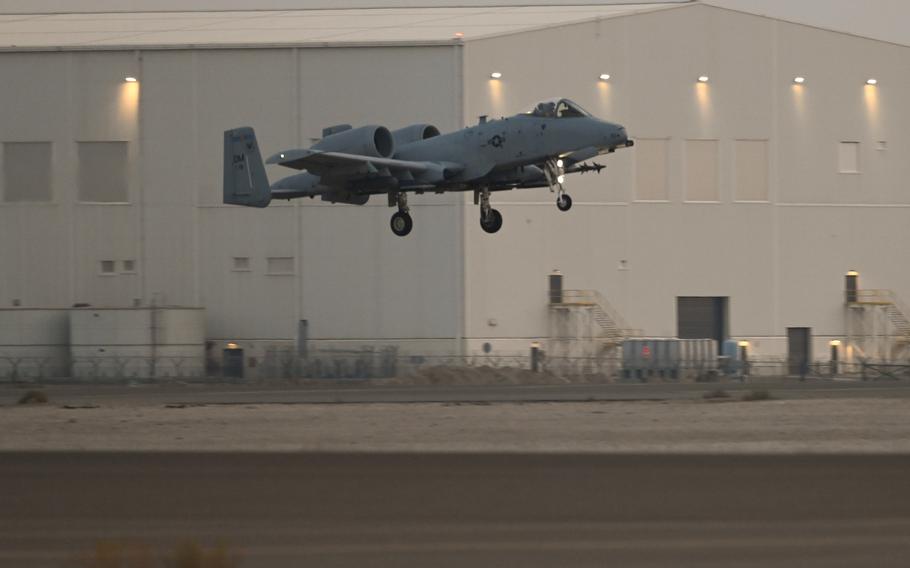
top-left (0, 0), bottom-right (906, 46)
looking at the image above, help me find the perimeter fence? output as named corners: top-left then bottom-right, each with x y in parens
top-left (0, 352), bottom-right (906, 383)
top-left (0, 356), bottom-right (204, 383)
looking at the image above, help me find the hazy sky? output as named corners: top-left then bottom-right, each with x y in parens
top-left (0, 1), bottom-right (906, 46)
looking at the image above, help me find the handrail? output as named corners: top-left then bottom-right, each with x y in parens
top-left (853, 289), bottom-right (910, 338)
top-left (553, 289), bottom-right (642, 337)
top-left (856, 289), bottom-right (910, 317)
top-left (853, 289), bottom-right (893, 304)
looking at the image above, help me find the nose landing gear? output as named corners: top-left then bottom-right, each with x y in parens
top-left (477, 187), bottom-right (503, 234)
top-left (390, 210), bottom-right (413, 236)
top-left (480, 208), bottom-right (503, 233)
top-left (544, 158), bottom-right (573, 212)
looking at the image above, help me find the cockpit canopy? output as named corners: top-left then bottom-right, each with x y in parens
top-left (526, 98), bottom-right (592, 118)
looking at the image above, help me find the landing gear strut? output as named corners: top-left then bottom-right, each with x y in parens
top-left (477, 187), bottom-right (503, 234)
top-left (389, 192), bottom-right (413, 237)
top-left (544, 158), bottom-right (573, 212)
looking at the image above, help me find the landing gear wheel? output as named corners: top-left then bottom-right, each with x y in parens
top-left (480, 208), bottom-right (503, 234)
top-left (390, 211), bottom-right (413, 236)
top-left (556, 193), bottom-right (573, 212)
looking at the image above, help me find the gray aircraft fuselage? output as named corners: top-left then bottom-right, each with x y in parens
top-left (395, 113), bottom-right (628, 180)
top-left (225, 98), bottom-right (632, 235)
top-left (270, 107), bottom-right (629, 199)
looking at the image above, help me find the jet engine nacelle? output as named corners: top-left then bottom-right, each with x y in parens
top-left (391, 124), bottom-right (440, 147)
top-left (313, 125), bottom-right (395, 158)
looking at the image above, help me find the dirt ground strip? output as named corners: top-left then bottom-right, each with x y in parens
top-left (3, 395), bottom-right (910, 453)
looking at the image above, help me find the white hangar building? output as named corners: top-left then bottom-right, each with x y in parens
top-left (1, 1), bottom-right (908, 373)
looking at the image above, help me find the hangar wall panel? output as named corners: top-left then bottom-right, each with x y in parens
top-left (463, 4), bottom-right (910, 359)
top-left (152, 46), bottom-right (459, 347)
top-left (1, 3), bottom-right (908, 364)
top-left (775, 19), bottom-right (910, 205)
top-left (0, 53), bottom-right (69, 141)
top-left (13, 207), bottom-right (70, 307)
top-left (70, 52), bottom-right (139, 144)
top-left (78, 142), bottom-right (128, 203)
top-left (73, 205), bottom-right (140, 307)
top-left (734, 140), bottom-right (769, 201)
top-left (140, 51), bottom-right (201, 308)
top-left (0, 44), bottom-right (461, 356)
top-left (634, 138), bottom-right (669, 201)
top-left (684, 139), bottom-right (719, 202)
top-left (199, 206), bottom-right (298, 340)
top-left (194, 49), bottom-right (297, 206)
top-left (3, 142), bottom-right (52, 202)
top-left (777, 205), bottom-right (910, 334)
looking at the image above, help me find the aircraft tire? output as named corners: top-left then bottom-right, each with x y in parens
top-left (557, 193), bottom-right (573, 211)
top-left (480, 208), bottom-right (503, 234)
top-left (390, 211), bottom-right (413, 236)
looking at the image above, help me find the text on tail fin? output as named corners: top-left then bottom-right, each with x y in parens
top-left (223, 127), bottom-right (271, 208)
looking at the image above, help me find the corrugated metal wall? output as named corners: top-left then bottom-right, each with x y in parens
top-left (0, 45), bottom-right (464, 355)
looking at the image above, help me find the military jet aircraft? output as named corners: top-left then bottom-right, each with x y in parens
top-left (223, 98), bottom-right (632, 236)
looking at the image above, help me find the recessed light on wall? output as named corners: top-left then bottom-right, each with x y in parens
top-left (866, 78), bottom-right (878, 85)
top-left (453, 31), bottom-right (464, 39)
top-left (490, 72), bottom-right (502, 79)
top-left (697, 75), bottom-right (709, 83)
top-left (124, 76), bottom-right (138, 83)
top-left (793, 76), bottom-right (806, 84)
top-left (599, 73), bottom-right (611, 81)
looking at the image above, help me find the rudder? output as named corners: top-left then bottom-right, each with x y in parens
top-left (223, 127), bottom-right (271, 207)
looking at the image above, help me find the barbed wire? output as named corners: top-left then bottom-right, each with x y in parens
top-left (0, 353), bottom-right (905, 382)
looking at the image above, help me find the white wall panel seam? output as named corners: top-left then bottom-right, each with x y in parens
top-left (191, 50), bottom-right (201, 307)
top-left (455, 40), bottom-right (466, 357)
top-left (770, 18), bottom-right (781, 336)
top-left (66, 51), bottom-right (77, 307)
top-left (294, 46), bottom-right (303, 335)
top-left (136, 50), bottom-right (147, 305)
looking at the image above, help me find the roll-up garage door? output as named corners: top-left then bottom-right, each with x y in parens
top-left (677, 297), bottom-right (728, 353)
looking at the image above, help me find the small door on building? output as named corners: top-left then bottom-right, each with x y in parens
top-left (677, 297), bottom-right (728, 354)
top-left (787, 327), bottom-right (812, 375)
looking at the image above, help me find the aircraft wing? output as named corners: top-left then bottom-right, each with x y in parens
top-left (266, 149), bottom-right (438, 176)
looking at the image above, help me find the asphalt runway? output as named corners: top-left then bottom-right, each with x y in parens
top-left (3, 452), bottom-right (910, 567)
top-left (6, 378), bottom-right (910, 406)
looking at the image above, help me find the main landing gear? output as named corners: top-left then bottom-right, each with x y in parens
top-left (477, 187), bottom-right (503, 234)
top-left (389, 192), bottom-right (413, 237)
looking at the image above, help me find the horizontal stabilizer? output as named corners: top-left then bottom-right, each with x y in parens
top-left (322, 124), bottom-right (352, 138)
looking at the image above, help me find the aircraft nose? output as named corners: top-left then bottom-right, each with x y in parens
top-left (604, 123), bottom-right (632, 149)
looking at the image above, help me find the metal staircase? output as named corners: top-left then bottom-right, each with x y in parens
top-left (846, 289), bottom-right (910, 363)
top-left (854, 290), bottom-right (910, 343)
top-left (886, 304), bottom-right (910, 340)
top-left (551, 289), bottom-right (640, 342)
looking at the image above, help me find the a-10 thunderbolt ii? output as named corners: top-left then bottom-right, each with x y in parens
top-left (224, 98), bottom-right (633, 236)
